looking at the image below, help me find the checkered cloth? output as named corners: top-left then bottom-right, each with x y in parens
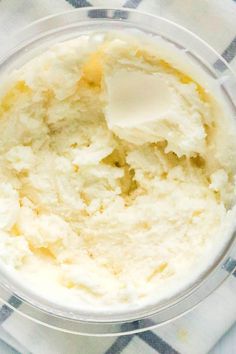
top-left (0, 1), bottom-right (235, 353)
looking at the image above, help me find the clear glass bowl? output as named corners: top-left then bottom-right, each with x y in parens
top-left (0, 7), bottom-right (236, 336)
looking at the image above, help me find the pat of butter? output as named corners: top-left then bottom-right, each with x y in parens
top-left (105, 70), bottom-right (172, 127)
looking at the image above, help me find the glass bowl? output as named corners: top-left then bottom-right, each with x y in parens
top-left (0, 7), bottom-right (236, 336)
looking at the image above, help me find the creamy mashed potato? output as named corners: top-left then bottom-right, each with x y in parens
top-left (0, 32), bottom-right (236, 311)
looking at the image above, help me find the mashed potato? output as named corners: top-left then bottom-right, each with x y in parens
top-left (0, 32), bottom-right (235, 311)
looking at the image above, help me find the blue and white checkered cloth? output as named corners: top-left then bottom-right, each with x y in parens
top-left (0, 1), bottom-right (236, 353)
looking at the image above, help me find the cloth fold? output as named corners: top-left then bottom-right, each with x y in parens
top-left (0, 1), bottom-right (235, 353)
